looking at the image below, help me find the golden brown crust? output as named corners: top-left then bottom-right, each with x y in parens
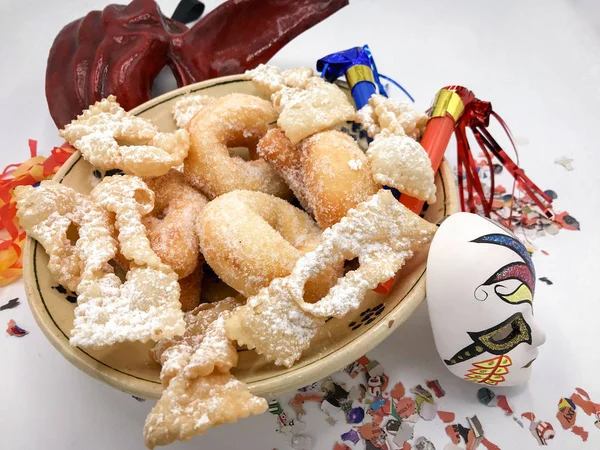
top-left (143, 170), bottom-right (208, 279)
top-left (184, 93), bottom-right (290, 199)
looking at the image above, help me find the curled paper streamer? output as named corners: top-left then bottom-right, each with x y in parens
top-left (0, 140), bottom-right (74, 286)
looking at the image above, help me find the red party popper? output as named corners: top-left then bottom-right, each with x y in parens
top-left (374, 86), bottom-right (474, 294)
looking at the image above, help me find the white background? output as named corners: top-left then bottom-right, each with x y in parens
top-left (1, 0), bottom-right (600, 449)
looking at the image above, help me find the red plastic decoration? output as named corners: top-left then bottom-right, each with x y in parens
top-left (46, 0), bottom-right (348, 128)
top-left (455, 98), bottom-right (554, 221)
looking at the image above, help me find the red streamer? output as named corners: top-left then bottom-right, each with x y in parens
top-left (455, 99), bottom-right (554, 225)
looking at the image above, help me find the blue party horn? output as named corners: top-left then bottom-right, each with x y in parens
top-left (317, 45), bottom-right (414, 109)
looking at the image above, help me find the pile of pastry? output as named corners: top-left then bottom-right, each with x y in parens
top-left (15, 65), bottom-right (438, 448)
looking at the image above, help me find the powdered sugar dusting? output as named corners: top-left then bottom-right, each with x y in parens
top-left (367, 132), bottom-right (437, 203)
top-left (272, 77), bottom-right (356, 144)
top-left (356, 94), bottom-right (428, 140)
top-left (153, 297), bottom-right (242, 386)
top-left (245, 64), bottom-right (314, 97)
top-left (143, 373), bottom-right (267, 449)
top-left (348, 159), bottom-right (363, 170)
top-left (70, 175), bottom-right (185, 348)
top-left (60, 95), bottom-right (190, 177)
top-left (172, 94), bottom-right (216, 129)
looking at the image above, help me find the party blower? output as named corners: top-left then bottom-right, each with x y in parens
top-left (377, 86), bottom-right (476, 294)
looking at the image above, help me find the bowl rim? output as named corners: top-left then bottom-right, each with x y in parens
top-left (23, 74), bottom-right (458, 398)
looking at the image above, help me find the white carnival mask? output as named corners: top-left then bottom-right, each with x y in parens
top-left (426, 212), bottom-right (546, 386)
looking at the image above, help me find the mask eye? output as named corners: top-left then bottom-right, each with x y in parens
top-left (489, 322), bottom-right (514, 342)
top-left (478, 314), bottom-right (531, 352)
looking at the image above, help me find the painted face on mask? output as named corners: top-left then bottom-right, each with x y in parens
top-left (426, 213), bottom-right (546, 386)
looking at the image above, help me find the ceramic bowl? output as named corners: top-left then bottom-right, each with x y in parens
top-left (23, 74), bottom-right (458, 399)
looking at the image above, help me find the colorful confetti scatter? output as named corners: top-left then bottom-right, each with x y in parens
top-left (457, 146), bottom-right (580, 254)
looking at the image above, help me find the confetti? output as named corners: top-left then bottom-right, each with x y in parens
top-left (392, 421), bottom-right (415, 446)
top-left (477, 388), bottom-right (513, 415)
top-left (418, 400), bottom-right (438, 421)
top-left (333, 443), bottom-right (351, 450)
top-left (571, 425), bottom-right (589, 442)
top-left (457, 151), bottom-right (579, 253)
top-left (410, 385), bottom-right (434, 402)
top-left (347, 407), bottom-right (365, 424)
top-left (437, 411), bottom-right (455, 423)
top-left (6, 319), bottom-right (28, 337)
top-left (513, 416), bottom-right (524, 428)
top-left (556, 397), bottom-right (577, 429)
top-left (414, 436), bottom-right (435, 450)
top-left (521, 412), bottom-right (555, 445)
top-left (291, 434), bottom-right (314, 450)
top-left (554, 211), bottom-right (580, 230)
top-left (554, 156), bottom-right (574, 171)
top-left (0, 297), bottom-right (19, 311)
top-left (538, 277), bottom-right (553, 285)
top-left (571, 390), bottom-right (600, 416)
top-left (341, 429), bottom-right (361, 445)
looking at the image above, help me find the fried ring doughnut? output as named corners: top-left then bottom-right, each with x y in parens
top-left (258, 129), bottom-right (378, 229)
top-left (184, 93), bottom-right (290, 199)
top-left (142, 170), bottom-right (208, 279)
top-left (197, 190), bottom-right (338, 299)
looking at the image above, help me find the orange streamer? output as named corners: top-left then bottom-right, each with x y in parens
top-left (0, 140), bottom-right (74, 286)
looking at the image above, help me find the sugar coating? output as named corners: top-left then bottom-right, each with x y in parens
top-left (60, 95), bottom-right (190, 177)
top-left (153, 297), bottom-right (242, 386)
top-left (145, 298), bottom-right (265, 448)
top-left (172, 94), bottom-right (216, 129)
top-left (257, 128), bottom-right (313, 214)
top-left (258, 129), bottom-right (378, 230)
top-left (245, 64), bottom-right (314, 97)
top-left (247, 64), bottom-right (356, 144)
top-left (226, 190), bottom-right (438, 366)
top-left (272, 77), bottom-right (356, 144)
top-left (300, 131), bottom-right (378, 229)
top-left (143, 170), bottom-right (208, 279)
top-left (71, 175), bottom-right (185, 348)
top-left (348, 159), bottom-right (363, 171)
top-left (15, 181), bottom-right (114, 292)
top-left (143, 372), bottom-right (267, 449)
top-left (357, 94), bottom-right (428, 140)
top-left (367, 132), bottom-right (437, 204)
top-left (197, 190), bottom-right (323, 298)
top-left (184, 93), bottom-right (290, 199)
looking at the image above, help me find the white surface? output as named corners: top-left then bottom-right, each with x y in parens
top-left (1, 0), bottom-right (599, 449)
